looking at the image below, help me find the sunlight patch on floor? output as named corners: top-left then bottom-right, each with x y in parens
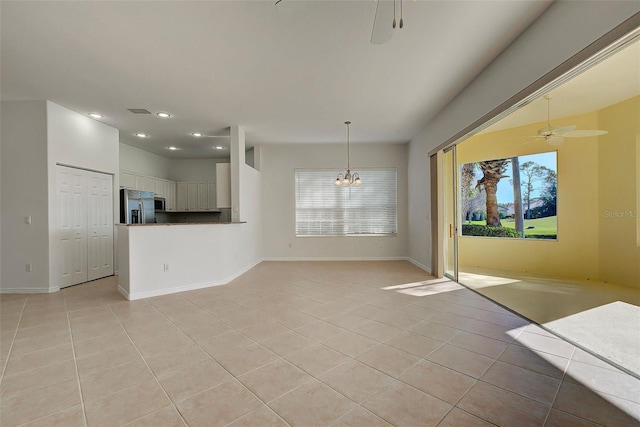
top-left (383, 278), bottom-right (466, 297)
top-left (458, 272), bottom-right (521, 289)
top-left (544, 301), bottom-right (640, 375)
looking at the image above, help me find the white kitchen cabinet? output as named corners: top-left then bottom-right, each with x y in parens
top-left (165, 181), bottom-right (176, 211)
top-left (177, 182), bottom-right (188, 211)
top-left (187, 182), bottom-right (197, 211)
top-left (216, 163), bottom-right (231, 208)
top-left (196, 182), bottom-right (218, 211)
top-left (176, 182), bottom-right (198, 211)
top-left (154, 179), bottom-right (165, 197)
top-left (135, 175), bottom-right (155, 193)
top-left (208, 183), bottom-right (216, 210)
top-left (197, 183), bottom-right (208, 210)
top-left (120, 171), bottom-right (136, 189)
top-left (176, 181), bottom-right (217, 211)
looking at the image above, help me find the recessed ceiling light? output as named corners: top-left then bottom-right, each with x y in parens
top-left (156, 112), bottom-right (171, 118)
top-left (214, 146), bottom-right (225, 150)
top-left (88, 113), bottom-right (103, 119)
top-left (167, 146), bottom-right (179, 150)
top-left (192, 133), bottom-right (202, 137)
top-left (135, 133), bottom-right (148, 138)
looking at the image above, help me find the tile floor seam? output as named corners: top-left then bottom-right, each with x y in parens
top-left (356, 354), bottom-right (453, 403)
top-left (64, 293), bottom-right (89, 427)
top-left (220, 403), bottom-right (292, 427)
top-left (355, 378), bottom-right (446, 427)
top-left (263, 376), bottom-right (360, 424)
top-left (108, 303), bottom-right (190, 427)
top-left (140, 295), bottom-right (303, 425)
top-left (329, 404), bottom-right (395, 427)
top-left (542, 346), bottom-right (576, 427)
top-left (475, 375), bottom-right (557, 409)
top-left (488, 356), bottom-right (569, 384)
top-left (439, 407), bottom-right (499, 427)
top-left (0, 298), bottom-right (27, 383)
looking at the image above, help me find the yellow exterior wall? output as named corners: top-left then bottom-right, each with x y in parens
top-left (597, 96), bottom-right (640, 288)
top-left (458, 96), bottom-right (640, 287)
top-left (458, 110), bottom-right (601, 281)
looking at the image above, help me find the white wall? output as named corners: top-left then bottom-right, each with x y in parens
top-left (169, 158), bottom-right (228, 182)
top-left (240, 164), bottom-right (263, 265)
top-left (119, 143), bottom-right (171, 179)
top-left (0, 100), bottom-right (119, 292)
top-left (46, 101), bottom-right (120, 289)
top-left (1, 101), bottom-right (50, 292)
top-left (407, 2), bottom-right (640, 270)
top-left (261, 143), bottom-right (408, 260)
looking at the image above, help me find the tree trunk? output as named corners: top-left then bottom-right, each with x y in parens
top-left (478, 159), bottom-right (508, 227)
top-left (484, 180), bottom-right (501, 226)
top-left (460, 163), bottom-right (475, 225)
top-left (511, 157), bottom-right (524, 237)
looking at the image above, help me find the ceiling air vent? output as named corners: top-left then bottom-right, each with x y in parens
top-left (127, 108), bottom-right (152, 114)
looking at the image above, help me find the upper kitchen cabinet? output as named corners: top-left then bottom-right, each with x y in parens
top-left (120, 171), bottom-right (136, 189)
top-left (177, 181), bottom-right (216, 211)
top-left (154, 179), bottom-right (165, 197)
top-left (216, 163), bottom-right (231, 208)
top-left (165, 181), bottom-right (176, 211)
top-left (135, 175), bottom-right (155, 193)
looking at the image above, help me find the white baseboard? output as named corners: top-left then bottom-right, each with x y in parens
top-left (127, 280), bottom-right (227, 301)
top-left (405, 258), bottom-right (432, 274)
top-left (117, 286), bottom-right (130, 300)
top-left (124, 258), bottom-right (264, 301)
top-left (262, 257), bottom-right (408, 262)
top-left (0, 287), bottom-right (59, 294)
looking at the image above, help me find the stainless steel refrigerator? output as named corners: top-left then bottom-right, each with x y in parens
top-left (120, 189), bottom-right (155, 224)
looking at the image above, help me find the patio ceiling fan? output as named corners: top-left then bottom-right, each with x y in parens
top-left (526, 96), bottom-right (608, 146)
top-left (275, 0), bottom-right (409, 45)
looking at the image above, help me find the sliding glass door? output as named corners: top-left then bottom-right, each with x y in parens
top-left (443, 146), bottom-right (458, 281)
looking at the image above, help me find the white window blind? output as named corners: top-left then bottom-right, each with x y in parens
top-left (295, 169), bottom-right (397, 236)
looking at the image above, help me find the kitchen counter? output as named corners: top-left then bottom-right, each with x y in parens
top-left (116, 222), bottom-right (261, 300)
top-left (119, 222), bottom-right (246, 226)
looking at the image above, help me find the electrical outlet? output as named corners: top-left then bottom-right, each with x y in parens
top-left (163, 263), bottom-right (169, 272)
top-left (26, 263), bottom-right (32, 272)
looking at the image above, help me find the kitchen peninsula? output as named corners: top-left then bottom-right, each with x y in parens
top-left (117, 221), bottom-right (259, 301)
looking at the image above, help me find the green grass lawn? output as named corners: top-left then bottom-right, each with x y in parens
top-left (469, 216), bottom-right (557, 238)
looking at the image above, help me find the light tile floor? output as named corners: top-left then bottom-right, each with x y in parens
top-left (1, 261), bottom-right (639, 426)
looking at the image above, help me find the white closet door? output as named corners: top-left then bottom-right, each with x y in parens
top-left (57, 166), bottom-right (88, 287)
top-left (87, 171), bottom-right (114, 281)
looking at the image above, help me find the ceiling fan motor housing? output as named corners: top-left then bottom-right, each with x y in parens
top-left (538, 126), bottom-right (556, 137)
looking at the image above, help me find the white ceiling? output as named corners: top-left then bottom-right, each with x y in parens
top-left (483, 40), bottom-right (640, 133)
top-left (1, 0), bottom-right (552, 159)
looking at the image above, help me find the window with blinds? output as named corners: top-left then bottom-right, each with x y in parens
top-left (295, 169), bottom-right (397, 236)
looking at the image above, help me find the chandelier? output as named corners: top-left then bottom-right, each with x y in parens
top-left (334, 121), bottom-right (362, 187)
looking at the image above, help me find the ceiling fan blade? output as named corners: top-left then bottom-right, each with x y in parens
top-left (371, 0), bottom-right (393, 45)
top-left (562, 129), bottom-right (608, 138)
top-left (547, 136), bottom-right (564, 146)
top-left (554, 125), bottom-right (577, 135)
